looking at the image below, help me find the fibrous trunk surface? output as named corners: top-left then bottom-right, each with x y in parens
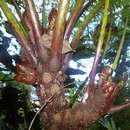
top-left (37, 71), bottom-right (119, 130)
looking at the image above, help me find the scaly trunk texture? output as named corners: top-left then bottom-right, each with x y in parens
top-left (36, 70), bottom-right (119, 130)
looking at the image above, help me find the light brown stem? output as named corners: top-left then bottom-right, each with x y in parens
top-left (24, 0), bottom-right (49, 63)
top-left (51, 0), bottom-right (70, 56)
top-left (109, 102), bottom-right (130, 113)
top-left (24, 0), bottom-right (41, 39)
top-left (64, 0), bottom-right (85, 40)
top-left (88, 0), bottom-right (109, 97)
top-left (50, 0), bottom-right (70, 72)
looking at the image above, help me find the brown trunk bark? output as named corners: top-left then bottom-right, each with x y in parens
top-left (36, 71), bottom-right (120, 130)
top-left (36, 71), bottom-right (67, 130)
